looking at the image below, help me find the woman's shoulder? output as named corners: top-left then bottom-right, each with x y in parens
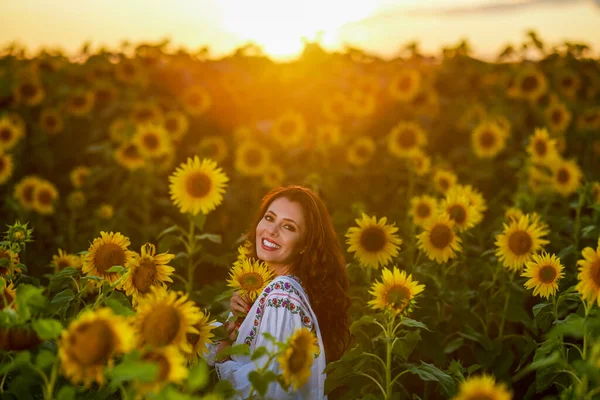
top-left (258, 275), bottom-right (305, 299)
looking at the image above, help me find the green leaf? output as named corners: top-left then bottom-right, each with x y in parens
top-left (532, 302), bottom-right (551, 317)
top-left (16, 284), bottom-right (48, 321)
top-left (191, 213), bottom-right (207, 231)
top-left (105, 265), bottom-right (125, 273)
top-left (157, 224), bottom-right (181, 240)
top-left (56, 386), bottom-right (76, 400)
top-left (550, 313), bottom-right (585, 338)
top-left (557, 244), bottom-right (575, 260)
top-left (251, 345), bottom-right (269, 361)
top-left (443, 337), bottom-right (464, 354)
top-left (513, 351), bottom-right (562, 381)
top-left (217, 343), bottom-right (251, 361)
top-left (48, 267), bottom-right (79, 292)
top-left (195, 233), bottom-right (222, 244)
top-left (393, 331), bottom-right (421, 360)
top-left (35, 349), bottom-right (56, 370)
top-left (105, 298), bottom-right (135, 316)
top-left (407, 362), bottom-right (456, 397)
top-left (401, 318), bottom-right (431, 331)
top-left (0, 351), bottom-right (31, 375)
top-left (186, 360), bottom-right (209, 392)
top-left (32, 318), bottom-right (63, 340)
top-left (248, 370), bottom-right (277, 397)
top-left (161, 386), bottom-right (202, 400)
top-left (107, 360), bottom-right (158, 384)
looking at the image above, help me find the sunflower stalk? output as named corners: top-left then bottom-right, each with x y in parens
top-left (573, 189), bottom-right (585, 252)
top-left (186, 216), bottom-right (197, 293)
top-left (498, 270), bottom-right (514, 340)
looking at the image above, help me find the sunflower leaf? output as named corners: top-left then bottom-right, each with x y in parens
top-left (107, 360), bottom-right (159, 384)
top-left (32, 318), bottom-right (63, 340)
top-left (157, 224), bottom-right (181, 240)
top-left (35, 349), bottom-right (56, 370)
top-left (16, 284), bottom-right (47, 321)
top-left (251, 345), bottom-right (269, 361)
top-left (401, 318), bottom-right (431, 331)
top-left (407, 362), bottom-right (456, 397)
top-left (105, 265), bottom-right (125, 274)
top-left (191, 213), bottom-right (207, 232)
top-left (532, 302), bottom-right (551, 317)
top-left (56, 386), bottom-right (76, 400)
top-left (195, 233), bottom-right (222, 244)
top-left (186, 359), bottom-right (209, 392)
top-left (48, 267), bottom-right (79, 292)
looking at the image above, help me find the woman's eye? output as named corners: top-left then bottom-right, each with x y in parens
top-left (284, 225), bottom-right (296, 232)
top-left (265, 215), bottom-right (273, 221)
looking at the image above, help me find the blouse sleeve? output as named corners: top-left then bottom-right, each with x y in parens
top-left (215, 281), bottom-right (315, 399)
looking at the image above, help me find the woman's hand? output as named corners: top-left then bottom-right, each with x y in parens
top-left (230, 292), bottom-right (252, 316)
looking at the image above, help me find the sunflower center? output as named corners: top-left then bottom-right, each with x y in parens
top-left (244, 149), bottom-right (263, 167)
top-left (521, 76), bottom-right (539, 92)
top-left (123, 144), bottom-right (140, 159)
top-left (133, 259), bottom-right (157, 293)
top-left (448, 205), bottom-right (467, 224)
top-left (590, 261), bottom-right (600, 287)
top-left (534, 139), bottom-right (547, 156)
top-left (562, 77), bottom-right (573, 88)
top-left (0, 128), bottom-right (12, 141)
top-left (23, 185), bottom-right (35, 203)
top-left (165, 118), bottom-right (179, 132)
top-left (356, 145), bottom-right (370, 159)
top-left (359, 226), bottom-right (387, 253)
top-left (94, 243), bottom-right (126, 275)
top-left (72, 96), bottom-right (86, 107)
top-left (438, 178), bottom-right (449, 191)
top-left (136, 109), bottom-right (153, 122)
top-left (58, 259), bottom-right (72, 269)
top-left (68, 320), bottom-right (114, 366)
top-left (187, 93), bottom-right (201, 107)
top-left (142, 352), bottom-right (170, 381)
top-left (551, 110), bottom-right (563, 124)
top-left (479, 131), bottom-right (496, 148)
top-left (386, 285), bottom-right (411, 310)
top-left (288, 346), bottom-right (310, 374)
top-left (279, 120), bottom-right (297, 136)
top-left (37, 189), bottom-right (52, 205)
top-left (430, 224), bottom-right (452, 249)
top-left (96, 89), bottom-right (111, 103)
top-left (185, 172), bottom-right (212, 198)
top-left (398, 129), bottom-right (417, 149)
top-left (241, 272), bottom-right (264, 291)
top-left (20, 83), bottom-right (38, 98)
top-left (142, 305), bottom-right (181, 347)
top-left (186, 332), bottom-right (200, 346)
top-left (538, 264), bottom-right (557, 283)
top-left (508, 230), bottom-right (533, 256)
top-left (416, 203), bottom-right (431, 218)
top-left (44, 115), bottom-right (57, 128)
top-left (143, 133), bottom-right (159, 150)
top-left (557, 168), bottom-right (570, 184)
top-left (397, 76), bottom-right (412, 91)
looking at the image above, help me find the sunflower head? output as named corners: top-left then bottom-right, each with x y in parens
top-left (136, 346), bottom-right (189, 394)
top-left (546, 102), bottom-right (572, 134)
top-left (97, 203), bottom-right (114, 220)
top-left (346, 214), bottom-right (402, 269)
top-left (122, 243), bottom-right (175, 305)
top-left (516, 68), bottom-right (548, 101)
top-left (181, 85), bottom-right (212, 116)
top-left (408, 149), bottom-right (431, 177)
top-left (133, 123), bottom-right (173, 159)
top-left (0, 117), bottom-right (25, 151)
top-left (495, 214), bottom-right (549, 272)
top-left (277, 328), bottom-right (319, 390)
top-left (234, 141), bottom-right (271, 177)
top-left (526, 128), bottom-right (559, 164)
top-left (184, 310), bottom-right (217, 364)
top-left (576, 239), bottom-right (600, 307)
top-left (522, 252), bottom-right (565, 299)
top-left (322, 93), bottom-right (350, 121)
top-left (451, 374), bottom-right (512, 400)
top-left (388, 121), bottom-right (427, 158)
top-left (368, 267), bottom-right (425, 315)
top-left (504, 207), bottom-right (524, 222)
top-left (115, 141), bottom-right (145, 170)
top-left (388, 69), bottom-right (421, 102)
top-left (0, 248), bottom-right (21, 277)
top-left (169, 156), bottom-right (229, 216)
top-left (227, 258), bottom-right (274, 301)
top-left (83, 231), bottom-right (136, 285)
top-left (440, 193), bottom-right (477, 232)
top-left (347, 136), bottom-right (376, 167)
top-left (551, 158), bottom-right (582, 197)
top-left (409, 195), bottom-right (438, 227)
top-left (33, 180), bottom-right (59, 215)
top-left (262, 163), bottom-right (286, 189)
top-left (271, 111), bottom-right (306, 148)
top-left (196, 136), bottom-right (228, 164)
top-left (70, 166), bottom-right (91, 188)
top-left (433, 169), bottom-right (458, 194)
top-left (162, 110), bottom-right (189, 141)
top-left (13, 175), bottom-right (43, 210)
top-left (14, 79), bottom-right (45, 106)
top-left (417, 215), bottom-right (463, 264)
top-left (66, 90), bottom-right (95, 116)
top-left (0, 152), bottom-right (14, 185)
top-left (471, 121), bottom-right (508, 159)
top-left (51, 249), bottom-right (83, 272)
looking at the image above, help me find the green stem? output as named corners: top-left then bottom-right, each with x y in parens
top-left (583, 300), bottom-right (590, 360)
top-left (498, 277), bottom-right (512, 340)
top-left (186, 217), bottom-right (196, 294)
top-left (354, 372), bottom-right (387, 399)
top-left (362, 351), bottom-right (387, 370)
top-left (44, 357), bottom-right (59, 400)
top-left (384, 313), bottom-right (396, 400)
top-left (574, 190), bottom-right (585, 252)
top-left (247, 352), bottom-right (279, 399)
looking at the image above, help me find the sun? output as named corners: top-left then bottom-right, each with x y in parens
top-left (220, 0), bottom-right (375, 59)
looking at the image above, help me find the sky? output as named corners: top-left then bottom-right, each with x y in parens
top-left (1, 0), bottom-right (599, 60)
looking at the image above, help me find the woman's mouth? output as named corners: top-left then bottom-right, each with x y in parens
top-left (261, 238), bottom-right (281, 251)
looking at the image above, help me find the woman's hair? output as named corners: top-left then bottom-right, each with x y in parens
top-left (247, 185), bottom-right (351, 363)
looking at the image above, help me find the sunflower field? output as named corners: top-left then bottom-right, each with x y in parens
top-left (0, 32), bottom-right (600, 399)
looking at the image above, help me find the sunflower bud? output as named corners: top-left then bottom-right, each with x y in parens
top-left (3, 220), bottom-right (33, 252)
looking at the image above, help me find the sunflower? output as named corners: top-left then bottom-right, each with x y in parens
top-left (115, 59), bottom-right (143, 84)
top-left (262, 163), bottom-right (286, 189)
top-left (169, 156), bottom-right (229, 215)
top-left (515, 69), bottom-right (548, 101)
top-left (388, 69), bottom-right (421, 102)
top-left (271, 111), bottom-right (306, 148)
top-left (417, 215), bottom-right (462, 264)
top-left (545, 102), bottom-right (572, 134)
top-left (114, 142), bottom-right (145, 170)
top-left (66, 90), bottom-right (95, 117)
top-left (495, 214), bottom-right (549, 272)
top-left (122, 243), bottom-right (175, 305)
top-left (93, 83), bottom-right (118, 108)
top-left (69, 166), bottom-right (90, 188)
top-left (322, 93), bottom-right (350, 122)
top-left (551, 158), bottom-right (582, 197)
top-left (387, 121), bottom-right (427, 158)
top-left (13, 175), bottom-right (42, 210)
top-left (408, 149), bottom-right (431, 177)
top-left (0, 152), bottom-right (14, 185)
top-left (162, 110), bottom-right (189, 141)
top-left (457, 103), bottom-right (487, 131)
top-left (504, 207), bottom-right (524, 222)
top-left (522, 253), bottom-right (565, 299)
top-left (350, 89), bottom-right (376, 118)
top-left (227, 258), bottom-right (274, 301)
top-left (109, 117), bottom-right (134, 143)
top-left (96, 203), bottom-right (114, 220)
top-left (345, 214), bottom-right (402, 269)
top-left (83, 231), bottom-right (136, 285)
top-left (133, 123), bottom-right (172, 159)
top-left (0, 281), bottom-right (17, 309)
top-left (368, 267), bottom-right (425, 315)
top-left (33, 180), bottom-right (59, 215)
top-left (577, 108), bottom-right (600, 131)
top-left (555, 69), bottom-right (580, 99)
top-left (58, 308), bottom-right (135, 387)
top-left (0, 249), bottom-right (21, 277)
top-left (196, 136), bottom-right (228, 164)
top-left (451, 374), bottom-right (512, 400)
top-left (135, 286), bottom-right (202, 353)
top-left (233, 140), bottom-right (270, 176)
top-left (50, 249), bottom-right (83, 272)
top-left (0, 117), bottom-right (25, 150)
top-left (347, 136), bottom-right (375, 167)
top-left (471, 121), bottom-right (507, 159)
top-left (184, 311), bottom-right (217, 363)
top-left (527, 165), bottom-right (553, 194)
top-left (577, 239), bottom-right (600, 306)
top-left (433, 169), bottom-right (458, 194)
top-left (39, 108), bottom-right (64, 135)
top-left (526, 127), bottom-right (559, 164)
top-left (181, 85), bottom-right (212, 116)
top-left (277, 328), bottom-right (319, 390)
top-left (440, 193), bottom-right (477, 232)
top-left (130, 102), bottom-right (163, 126)
top-left (13, 80), bottom-right (45, 107)
top-left (592, 182), bottom-right (600, 204)
top-left (67, 191), bottom-right (86, 210)
top-left (409, 195), bottom-right (438, 227)
top-left (316, 124), bottom-right (341, 151)
top-left (446, 184), bottom-right (487, 225)
top-left (136, 346), bottom-right (189, 394)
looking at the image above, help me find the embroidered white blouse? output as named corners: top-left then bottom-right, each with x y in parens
top-left (211, 275), bottom-right (327, 400)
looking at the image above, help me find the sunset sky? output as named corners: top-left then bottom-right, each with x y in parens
top-left (1, 0), bottom-right (600, 60)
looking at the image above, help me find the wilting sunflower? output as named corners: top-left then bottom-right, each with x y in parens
top-left (51, 249), bottom-right (82, 272)
top-left (551, 158), bottom-right (582, 197)
top-left (368, 267), bottom-right (425, 315)
top-left (135, 286), bottom-right (202, 352)
top-left (136, 346), bottom-right (189, 394)
top-left (592, 182), bottom-right (600, 204)
top-left (388, 69), bottom-right (421, 102)
top-left (522, 253), bottom-right (565, 299)
top-left (133, 123), bottom-right (172, 159)
top-left (169, 156), bottom-right (229, 215)
top-left (504, 207), bottom-right (524, 222)
top-left (271, 111), bottom-right (307, 148)
top-left (433, 169), bottom-right (458, 194)
top-left (122, 243), bottom-right (175, 305)
top-left (577, 239), bottom-right (600, 306)
top-left (262, 163), bottom-right (286, 189)
top-left (59, 308), bottom-right (135, 387)
top-left (322, 93), bottom-right (350, 122)
top-left (0, 249), bottom-right (21, 277)
top-left (0, 281), bottom-right (17, 309)
top-left (495, 214), bottom-right (549, 272)
top-left (417, 215), bottom-right (462, 264)
top-left (234, 141), bottom-right (271, 176)
top-left (526, 127), bottom-right (559, 164)
top-left (13, 80), bottom-right (45, 107)
top-left (162, 110), bottom-right (189, 141)
top-left (114, 142), bottom-right (145, 170)
top-left (13, 175), bottom-right (42, 210)
top-left (515, 68), bottom-right (548, 101)
top-left (471, 121), bottom-right (507, 159)
top-left (0, 117), bottom-right (24, 150)
top-left (440, 193), bottom-right (477, 232)
top-left (387, 121), bottom-right (427, 158)
top-left (181, 85), bottom-right (212, 116)
top-left (83, 231), bottom-right (136, 285)
top-left (0, 152), bottom-right (14, 185)
top-left (96, 203), bottom-right (114, 220)
top-left (409, 195), bottom-right (438, 227)
top-left (277, 328), bottom-right (319, 390)
top-left (451, 374), bottom-right (512, 400)
top-left (545, 102), bottom-right (572, 134)
top-left (227, 258), bottom-right (274, 301)
top-left (184, 311), bottom-right (217, 364)
top-left (70, 166), bottom-right (90, 188)
top-left (39, 108), bottom-right (64, 135)
top-left (197, 136), bottom-right (228, 164)
top-left (408, 149), bottom-right (432, 177)
top-left (33, 180), bottom-right (59, 215)
top-left (347, 136), bottom-right (375, 167)
top-left (345, 214), bottom-right (402, 269)
top-left (66, 90), bottom-right (95, 117)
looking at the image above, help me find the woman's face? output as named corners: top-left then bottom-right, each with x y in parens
top-left (255, 196), bottom-right (306, 273)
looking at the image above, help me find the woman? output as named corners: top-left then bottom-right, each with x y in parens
top-left (214, 185), bottom-right (351, 399)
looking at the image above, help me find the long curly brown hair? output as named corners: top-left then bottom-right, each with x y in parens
top-left (246, 185), bottom-right (351, 363)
